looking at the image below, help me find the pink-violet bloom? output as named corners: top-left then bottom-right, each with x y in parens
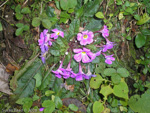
top-left (85, 65), bottom-right (96, 79)
top-left (95, 50), bottom-right (102, 56)
top-left (52, 61), bottom-right (64, 78)
top-left (51, 28), bottom-right (64, 39)
top-left (72, 62), bottom-right (90, 81)
top-left (104, 54), bottom-right (115, 65)
top-left (73, 48), bottom-right (96, 63)
top-left (39, 108), bottom-right (44, 111)
top-left (77, 30), bottom-right (94, 45)
top-left (59, 58), bottom-right (76, 79)
top-left (40, 52), bottom-right (48, 64)
top-left (38, 29), bottom-right (52, 53)
top-left (100, 25), bottom-right (109, 38)
top-left (102, 38), bottom-right (114, 52)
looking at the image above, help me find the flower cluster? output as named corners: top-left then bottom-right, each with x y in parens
top-left (38, 29), bottom-right (64, 63)
top-left (38, 25), bottom-right (115, 81)
top-left (73, 25), bottom-right (115, 64)
top-left (52, 60), bottom-right (96, 81)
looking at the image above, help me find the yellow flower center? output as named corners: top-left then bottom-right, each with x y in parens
top-left (83, 35), bottom-right (88, 39)
top-left (82, 52), bottom-right (86, 55)
top-left (57, 32), bottom-right (60, 35)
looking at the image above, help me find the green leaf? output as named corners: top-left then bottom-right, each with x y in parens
top-left (111, 73), bottom-right (121, 84)
top-left (32, 17), bottom-right (41, 27)
top-left (100, 85), bottom-right (113, 100)
top-left (54, 96), bottom-right (63, 109)
top-left (95, 12), bottom-right (104, 19)
top-left (84, 19), bottom-right (102, 31)
top-left (21, 7), bottom-right (31, 14)
top-left (67, 19), bottom-right (80, 41)
top-left (116, 0), bottom-right (122, 5)
top-left (23, 98), bottom-right (33, 113)
top-left (45, 90), bottom-right (55, 96)
top-left (84, 0), bottom-right (102, 17)
top-left (60, 11), bottom-right (70, 18)
top-left (0, 22), bottom-right (3, 31)
top-left (16, 23), bottom-right (24, 28)
top-left (113, 80), bottom-right (129, 99)
top-left (50, 49), bottom-right (60, 56)
top-left (23, 25), bottom-right (30, 31)
top-left (15, 5), bottom-right (21, 13)
top-left (42, 19), bottom-right (52, 29)
top-left (137, 13), bottom-right (150, 25)
top-left (117, 68), bottom-right (130, 77)
top-left (135, 33), bottom-right (146, 48)
top-left (60, 0), bottom-right (77, 10)
top-left (68, 9), bottom-right (74, 13)
top-left (84, 0), bottom-right (88, 4)
top-left (90, 74), bottom-right (103, 89)
top-left (15, 13), bottom-right (23, 20)
top-left (125, 7), bottom-right (133, 14)
top-left (134, 14), bottom-right (141, 20)
top-left (128, 89), bottom-right (150, 113)
top-left (12, 59), bottom-right (42, 98)
top-left (104, 68), bottom-right (116, 76)
top-left (87, 103), bottom-right (93, 113)
top-left (46, 6), bottom-right (55, 17)
top-left (56, 37), bottom-right (65, 47)
top-left (120, 99), bottom-right (128, 106)
top-left (33, 73), bottom-right (42, 87)
top-left (32, 95), bottom-right (39, 101)
top-left (126, 36), bottom-right (131, 40)
top-left (118, 12), bottom-right (124, 20)
top-left (76, 6), bottom-right (84, 18)
top-left (111, 98), bottom-right (118, 107)
top-left (68, 104), bottom-right (78, 112)
top-left (42, 100), bottom-right (55, 113)
top-left (141, 29), bottom-right (150, 35)
top-left (93, 101), bottom-right (104, 113)
top-left (15, 27), bottom-right (24, 36)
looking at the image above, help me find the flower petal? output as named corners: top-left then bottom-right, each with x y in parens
top-left (77, 33), bottom-right (82, 41)
top-left (52, 28), bottom-right (59, 32)
top-left (82, 54), bottom-right (90, 63)
top-left (74, 53), bottom-right (82, 62)
top-left (73, 49), bottom-right (83, 53)
top-left (55, 74), bottom-right (62, 78)
top-left (59, 31), bottom-right (64, 38)
top-left (105, 59), bottom-right (112, 64)
top-left (51, 33), bottom-right (58, 39)
top-left (41, 56), bottom-right (45, 63)
top-left (75, 74), bottom-right (83, 81)
top-left (86, 52), bottom-right (96, 60)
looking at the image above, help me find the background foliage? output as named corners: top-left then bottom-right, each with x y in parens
top-left (0, 0), bottom-right (150, 113)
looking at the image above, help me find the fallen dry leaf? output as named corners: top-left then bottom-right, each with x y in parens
top-left (62, 82), bottom-right (75, 92)
top-left (6, 63), bottom-right (19, 74)
top-left (0, 65), bottom-right (13, 95)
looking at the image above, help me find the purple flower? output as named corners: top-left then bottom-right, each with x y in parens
top-left (73, 48), bottom-right (96, 63)
top-left (95, 50), bottom-right (102, 56)
top-left (38, 29), bottom-right (52, 53)
top-left (59, 60), bottom-right (76, 79)
top-left (77, 30), bottom-right (94, 45)
top-left (40, 51), bottom-right (48, 64)
top-left (51, 28), bottom-right (64, 39)
top-left (52, 61), bottom-right (64, 78)
top-left (100, 25), bottom-right (109, 38)
top-left (73, 62), bottom-right (90, 81)
top-left (39, 107), bottom-right (44, 111)
top-left (102, 38), bottom-right (114, 52)
top-left (104, 54), bottom-right (115, 64)
top-left (85, 65), bottom-right (97, 79)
